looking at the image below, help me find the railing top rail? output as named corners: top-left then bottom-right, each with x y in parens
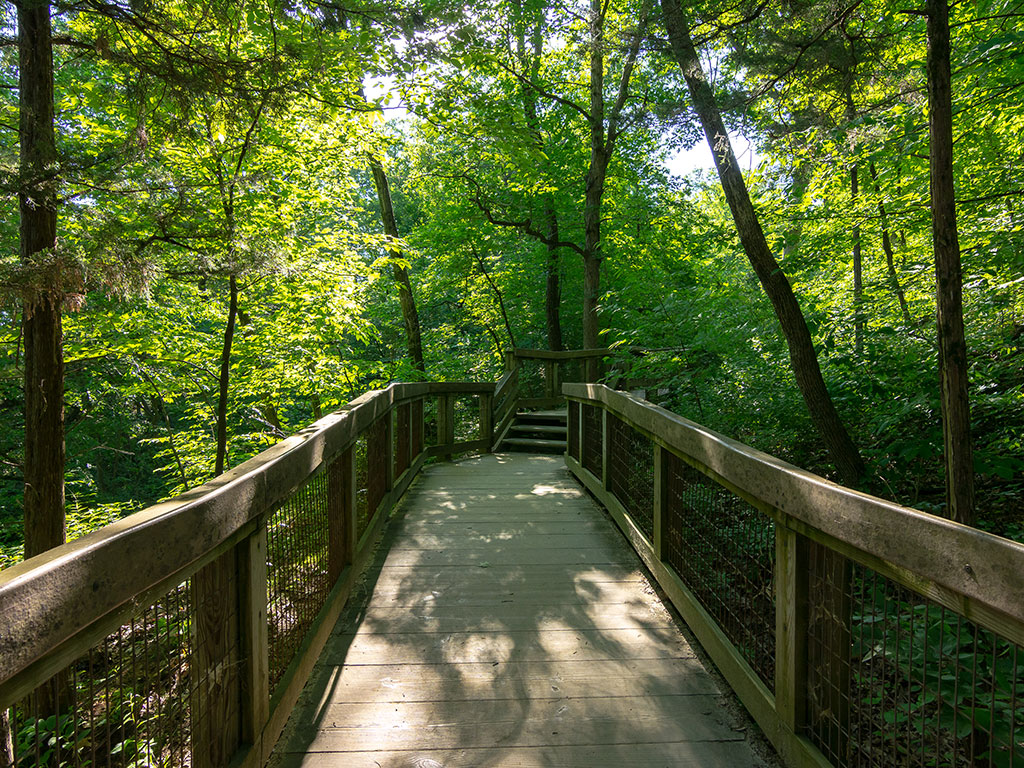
top-left (0, 380), bottom-right (490, 690)
top-left (565, 382), bottom-right (1024, 638)
top-left (511, 347), bottom-right (619, 361)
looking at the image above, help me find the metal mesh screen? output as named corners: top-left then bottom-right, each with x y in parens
top-left (568, 401), bottom-right (580, 462)
top-left (517, 360), bottom-right (545, 400)
top-left (662, 450), bottom-right (776, 689)
top-left (606, 414), bottom-right (654, 542)
top-left (394, 403), bottom-right (410, 479)
top-left (267, 468), bottom-right (331, 692)
top-left (9, 578), bottom-right (235, 768)
top-left (366, 416), bottom-right (388, 521)
top-left (411, 398), bottom-right (424, 460)
top-left (354, 434), bottom-right (369, 538)
top-left (581, 404), bottom-right (603, 479)
top-left (454, 395), bottom-right (479, 444)
top-left (807, 550), bottom-right (1024, 768)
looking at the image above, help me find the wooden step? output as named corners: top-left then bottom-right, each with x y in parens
top-left (499, 437), bottom-right (567, 454)
top-left (509, 423), bottom-right (567, 437)
top-left (514, 410), bottom-right (567, 426)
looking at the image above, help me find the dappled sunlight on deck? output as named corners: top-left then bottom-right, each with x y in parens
top-left (270, 453), bottom-right (763, 768)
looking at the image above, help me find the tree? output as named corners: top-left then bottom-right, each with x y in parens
top-left (17, 0), bottom-right (65, 560)
top-left (366, 148), bottom-right (427, 373)
top-left (660, 0), bottom-right (867, 485)
top-left (925, 0), bottom-right (974, 525)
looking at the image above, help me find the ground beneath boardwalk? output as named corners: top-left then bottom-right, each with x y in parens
top-left (270, 452), bottom-right (775, 768)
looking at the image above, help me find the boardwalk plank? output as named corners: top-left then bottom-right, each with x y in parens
top-left (270, 453), bottom-right (767, 768)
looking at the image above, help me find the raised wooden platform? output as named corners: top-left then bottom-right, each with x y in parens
top-left (270, 453), bottom-right (767, 767)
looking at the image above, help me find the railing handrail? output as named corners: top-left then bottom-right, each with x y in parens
top-left (0, 380), bottom-right (493, 708)
top-left (565, 382), bottom-right (1024, 768)
top-left (564, 382), bottom-right (1024, 640)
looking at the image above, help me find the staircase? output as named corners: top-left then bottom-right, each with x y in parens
top-left (499, 408), bottom-right (567, 454)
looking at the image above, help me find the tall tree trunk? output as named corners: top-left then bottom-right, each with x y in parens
top-left (851, 163), bottom-right (864, 356)
top-left (544, 204), bottom-right (564, 350)
top-left (514, 0), bottom-right (564, 352)
top-left (368, 157), bottom-right (426, 373)
top-left (583, 0), bottom-right (608, 357)
top-left (19, 0), bottom-right (65, 560)
top-left (926, 0), bottom-right (974, 526)
top-left (471, 244), bottom-right (517, 349)
top-left (869, 162), bottom-right (913, 327)
top-left (662, 0), bottom-right (866, 486)
top-left (215, 275), bottom-right (238, 476)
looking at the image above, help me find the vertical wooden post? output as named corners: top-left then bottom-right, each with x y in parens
top-left (479, 392), bottom-right (494, 452)
top-left (328, 448), bottom-right (355, 581)
top-left (504, 349), bottom-right (517, 372)
top-left (192, 548), bottom-right (242, 768)
top-left (652, 445), bottom-right (666, 561)
top-left (239, 524), bottom-right (269, 747)
top-left (775, 524), bottom-right (809, 736)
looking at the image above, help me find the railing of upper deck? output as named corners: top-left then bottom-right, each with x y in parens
top-left (0, 381), bottom-right (493, 768)
top-left (565, 383), bottom-right (1024, 768)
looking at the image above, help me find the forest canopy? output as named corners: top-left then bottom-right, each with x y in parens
top-left (2, 0), bottom-right (1022, 566)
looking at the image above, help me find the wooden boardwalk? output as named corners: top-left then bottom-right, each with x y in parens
top-left (271, 453), bottom-right (768, 768)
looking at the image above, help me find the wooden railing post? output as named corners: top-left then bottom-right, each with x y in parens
top-left (239, 523), bottom-right (269, 748)
top-left (775, 524), bottom-right (809, 736)
top-left (653, 445), bottom-right (666, 561)
top-left (479, 392), bottom-right (494, 452)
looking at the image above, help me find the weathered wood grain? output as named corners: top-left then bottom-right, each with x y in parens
top-left (270, 453), bottom-right (766, 767)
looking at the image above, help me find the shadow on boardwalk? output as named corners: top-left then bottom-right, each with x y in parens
top-left (270, 453), bottom-right (775, 768)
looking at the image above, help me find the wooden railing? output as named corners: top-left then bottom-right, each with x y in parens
top-left (565, 383), bottom-right (1024, 768)
top-left (0, 381), bottom-right (493, 768)
top-left (491, 347), bottom-right (620, 448)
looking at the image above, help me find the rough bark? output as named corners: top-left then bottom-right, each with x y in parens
top-left (662, 0), bottom-right (867, 486)
top-left (544, 205), bottom-right (564, 351)
top-left (214, 275), bottom-right (238, 476)
top-left (19, 0), bottom-right (66, 560)
top-left (926, 0), bottom-right (974, 525)
top-left (369, 156), bottom-right (426, 373)
top-left (869, 162), bottom-right (913, 327)
top-left (514, 0), bottom-right (564, 351)
top-left (851, 163), bottom-right (864, 356)
top-left (582, 0), bottom-right (650, 377)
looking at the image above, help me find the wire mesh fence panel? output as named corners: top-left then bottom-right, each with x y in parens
top-left (453, 396), bottom-right (479, 444)
top-left (517, 360), bottom-right (546, 401)
top-left (11, 580), bottom-right (204, 768)
top-left (581, 404), bottom-right (603, 480)
top-left (354, 434), bottom-right (369, 538)
top-left (662, 450), bottom-right (776, 690)
top-left (366, 416), bottom-right (389, 522)
top-left (567, 401), bottom-right (580, 462)
top-left (394, 403), bottom-right (410, 479)
top-left (559, 359), bottom-right (584, 386)
top-left (423, 396), bottom-right (438, 449)
top-left (266, 467), bottom-right (332, 693)
top-left (411, 398), bottom-right (424, 460)
top-left (606, 414), bottom-right (654, 542)
top-left (806, 550), bottom-right (1024, 768)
